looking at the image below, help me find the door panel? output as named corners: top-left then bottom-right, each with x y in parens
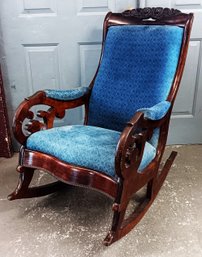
top-left (17, 0), bottom-right (58, 16)
top-left (24, 44), bottom-right (60, 93)
top-left (141, 0), bottom-right (202, 144)
top-left (80, 43), bottom-right (102, 87)
top-left (173, 41), bottom-right (200, 115)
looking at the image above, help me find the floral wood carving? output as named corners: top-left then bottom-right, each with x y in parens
top-left (114, 112), bottom-right (152, 178)
top-left (13, 91), bottom-right (88, 145)
top-left (122, 7), bottom-right (181, 20)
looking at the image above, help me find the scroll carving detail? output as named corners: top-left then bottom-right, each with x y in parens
top-left (13, 91), bottom-right (87, 145)
top-left (122, 7), bottom-right (181, 20)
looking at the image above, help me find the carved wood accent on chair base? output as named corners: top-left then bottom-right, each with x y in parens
top-left (8, 148), bottom-right (118, 200)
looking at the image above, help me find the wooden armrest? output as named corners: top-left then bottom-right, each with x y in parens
top-left (13, 90), bottom-right (90, 145)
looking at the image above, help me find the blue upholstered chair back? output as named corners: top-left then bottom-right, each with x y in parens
top-left (88, 25), bottom-right (183, 132)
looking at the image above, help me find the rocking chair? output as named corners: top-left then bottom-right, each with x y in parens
top-left (9, 7), bottom-right (193, 245)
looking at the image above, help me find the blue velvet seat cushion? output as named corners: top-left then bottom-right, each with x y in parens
top-left (44, 87), bottom-right (89, 101)
top-left (26, 125), bottom-right (156, 177)
top-left (88, 25), bottom-right (183, 131)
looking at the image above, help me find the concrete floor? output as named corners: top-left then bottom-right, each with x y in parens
top-left (0, 145), bottom-right (202, 257)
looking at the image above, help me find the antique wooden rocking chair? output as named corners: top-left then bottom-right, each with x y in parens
top-left (9, 8), bottom-right (193, 245)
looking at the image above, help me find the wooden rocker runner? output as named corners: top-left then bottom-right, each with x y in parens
top-left (9, 7), bottom-right (193, 245)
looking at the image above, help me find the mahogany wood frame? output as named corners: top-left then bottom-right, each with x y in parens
top-left (8, 8), bottom-right (193, 246)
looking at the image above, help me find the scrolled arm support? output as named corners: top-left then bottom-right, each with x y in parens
top-left (13, 90), bottom-right (89, 145)
top-left (115, 106), bottom-right (172, 179)
top-left (115, 112), bottom-right (147, 178)
top-left (115, 112), bottom-right (148, 179)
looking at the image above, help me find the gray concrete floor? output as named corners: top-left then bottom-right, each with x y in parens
top-left (0, 145), bottom-right (202, 257)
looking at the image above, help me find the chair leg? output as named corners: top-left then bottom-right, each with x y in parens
top-left (8, 166), bottom-right (34, 200)
top-left (103, 151), bottom-right (177, 246)
top-left (103, 191), bottom-right (151, 246)
top-left (8, 166), bottom-right (67, 200)
top-left (103, 199), bottom-right (129, 246)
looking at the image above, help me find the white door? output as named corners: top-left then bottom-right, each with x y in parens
top-left (140, 0), bottom-right (202, 144)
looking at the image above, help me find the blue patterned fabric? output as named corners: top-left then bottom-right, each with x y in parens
top-left (138, 101), bottom-right (170, 147)
top-left (26, 125), bottom-right (156, 176)
top-left (45, 87), bottom-right (89, 101)
top-left (149, 128), bottom-right (160, 148)
top-left (88, 25), bottom-right (183, 131)
top-left (137, 101), bottom-right (171, 120)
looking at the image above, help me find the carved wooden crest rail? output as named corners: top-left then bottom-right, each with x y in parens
top-left (122, 7), bottom-right (181, 20)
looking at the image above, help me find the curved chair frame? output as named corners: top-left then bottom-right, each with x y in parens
top-left (8, 7), bottom-right (193, 246)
